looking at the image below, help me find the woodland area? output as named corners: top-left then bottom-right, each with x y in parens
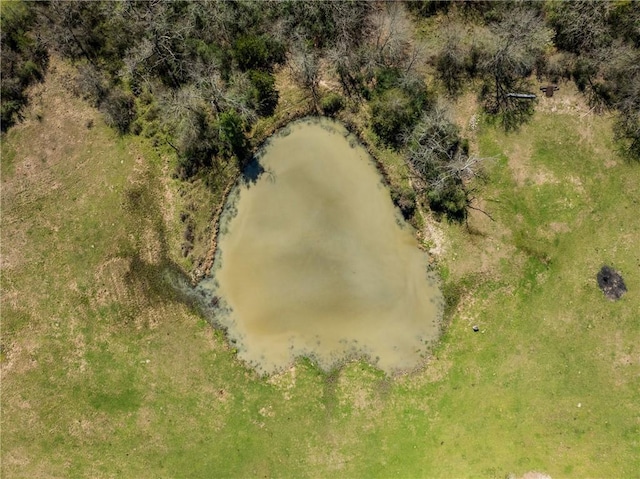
top-left (2, 0), bottom-right (639, 220)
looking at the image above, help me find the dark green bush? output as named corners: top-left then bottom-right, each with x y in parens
top-left (320, 92), bottom-right (344, 116)
top-left (233, 35), bottom-right (285, 72)
top-left (172, 103), bottom-right (222, 178)
top-left (248, 70), bottom-right (279, 116)
top-left (390, 186), bottom-right (416, 220)
top-left (219, 111), bottom-right (248, 162)
top-left (572, 58), bottom-right (598, 93)
top-left (426, 178), bottom-right (468, 222)
top-left (373, 67), bottom-right (402, 96)
top-left (406, 1), bottom-right (452, 18)
top-left (370, 88), bottom-right (416, 147)
top-left (99, 89), bottom-right (135, 134)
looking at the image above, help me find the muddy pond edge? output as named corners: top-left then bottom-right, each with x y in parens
top-left (191, 112), bottom-right (437, 286)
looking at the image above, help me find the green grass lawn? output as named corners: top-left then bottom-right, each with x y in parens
top-left (2, 66), bottom-right (639, 478)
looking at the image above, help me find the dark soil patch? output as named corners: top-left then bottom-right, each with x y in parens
top-left (597, 265), bottom-right (627, 300)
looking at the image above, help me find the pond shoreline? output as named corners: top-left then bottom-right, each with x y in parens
top-left (190, 108), bottom-right (317, 285)
top-left (191, 112), bottom-right (410, 285)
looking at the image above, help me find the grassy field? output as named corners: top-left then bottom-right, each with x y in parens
top-left (2, 62), bottom-right (639, 478)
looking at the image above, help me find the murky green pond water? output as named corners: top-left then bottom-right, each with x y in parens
top-left (198, 118), bottom-right (442, 374)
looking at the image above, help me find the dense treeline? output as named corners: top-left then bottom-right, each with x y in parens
top-left (1, 0), bottom-right (639, 220)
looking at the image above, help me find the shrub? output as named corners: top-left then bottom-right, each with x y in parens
top-left (479, 8), bottom-right (551, 130)
top-left (370, 88), bottom-right (416, 147)
top-left (390, 186), bottom-right (416, 220)
top-left (373, 67), bottom-right (402, 96)
top-left (434, 23), bottom-right (470, 96)
top-left (174, 107), bottom-right (220, 178)
top-left (75, 63), bottom-right (109, 107)
top-left (248, 70), bottom-right (278, 116)
top-left (320, 92), bottom-right (344, 116)
top-left (219, 111), bottom-right (248, 163)
top-left (233, 35), bottom-right (285, 72)
top-left (406, 105), bottom-right (483, 221)
top-left (406, 1), bottom-right (452, 18)
top-left (426, 178), bottom-right (468, 221)
top-left (99, 89), bottom-right (135, 134)
top-left (542, 52), bottom-right (574, 83)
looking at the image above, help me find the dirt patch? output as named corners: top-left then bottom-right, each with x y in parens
top-left (507, 142), bottom-right (558, 187)
top-left (267, 365), bottom-right (298, 392)
top-left (140, 226), bottom-right (163, 266)
top-left (503, 135), bottom-right (564, 188)
top-left (0, 61), bottom-right (96, 273)
top-left (1, 336), bottom-right (40, 375)
top-left (536, 82), bottom-right (592, 117)
top-left (549, 222), bottom-right (570, 233)
top-left (335, 367), bottom-right (384, 415)
top-left (258, 405), bottom-right (275, 417)
top-left (506, 142), bottom-right (532, 187)
top-left (421, 356), bottom-right (453, 383)
top-left (318, 58), bottom-right (341, 93)
top-left (610, 330), bottom-right (639, 388)
top-left (453, 92), bottom-right (480, 138)
top-left (597, 265), bottom-right (627, 301)
top-left (448, 199), bottom-right (519, 279)
top-left (190, 178), bottom-right (235, 284)
top-left (308, 443), bottom-right (352, 472)
top-left (419, 210), bottom-right (446, 258)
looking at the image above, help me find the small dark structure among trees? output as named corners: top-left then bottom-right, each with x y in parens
top-left (540, 85), bottom-right (559, 98)
top-left (597, 266), bottom-right (627, 301)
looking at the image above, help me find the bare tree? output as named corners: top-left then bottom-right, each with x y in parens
top-left (371, 2), bottom-right (410, 67)
top-left (330, 1), bottom-right (373, 49)
top-left (224, 71), bottom-right (259, 124)
top-left (290, 40), bottom-right (320, 106)
top-left (406, 104), bottom-right (493, 221)
top-left (119, 1), bottom-right (195, 88)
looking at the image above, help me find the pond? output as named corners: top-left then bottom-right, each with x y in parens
top-left (198, 118), bottom-right (443, 374)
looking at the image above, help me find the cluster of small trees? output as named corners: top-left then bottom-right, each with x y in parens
top-left (430, 6), bottom-right (552, 130)
top-left (397, 0), bottom-right (640, 220)
top-left (370, 67), bottom-right (433, 146)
